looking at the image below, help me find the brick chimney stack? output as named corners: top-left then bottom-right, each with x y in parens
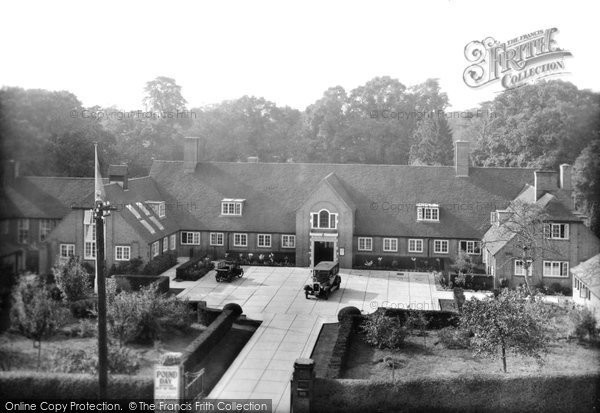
top-left (454, 141), bottom-right (470, 177)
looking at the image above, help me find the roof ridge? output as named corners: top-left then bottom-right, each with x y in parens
top-left (151, 159), bottom-right (537, 171)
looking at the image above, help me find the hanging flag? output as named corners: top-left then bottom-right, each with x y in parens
top-left (94, 144), bottom-right (105, 203)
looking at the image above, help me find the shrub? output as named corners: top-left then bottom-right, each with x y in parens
top-left (69, 297), bottom-right (97, 319)
top-left (142, 252), bottom-right (178, 276)
top-left (570, 306), bottom-right (597, 341)
top-left (109, 257), bottom-right (144, 276)
top-left (338, 306), bottom-right (361, 322)
top-left (49, 346), bottom-right (139, 375)
top-left (361, 311), bottom-right (407, 349)
top-left (108, 285), bottom-right (193, 345)
top-left (437, 326), bottom-right (470, 349)
top-left (10, 276), bottom-right (67, 369)
top-left (52, 257), bottom-right (93, 304)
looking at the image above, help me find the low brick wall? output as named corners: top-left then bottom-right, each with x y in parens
top-left (0, 371), bottom-right (152, 399)
top-left (180, 306), bottom-right (242, 372)
top-left (313, 373), bottom-right (600, 412)
top-left (326, 315), bottom-right (359, 378)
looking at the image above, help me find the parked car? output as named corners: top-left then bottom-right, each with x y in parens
top-left (304, 261), bottom-right (341, 299)
top-left (214, 260), bottom-right (244, 282)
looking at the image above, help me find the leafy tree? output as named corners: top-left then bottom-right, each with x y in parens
top-left (573, 137), bottom-right (600, 238)
top-left (0, 87), bottom-right (117, 176)
top-left (143, 76), bottom-right (188, 113)
top-left (471, 80), bottom-right (600, 169)
top-left (408, 115), bottom-right (454, 165)
top-left (52, 256), bottom-right (93, 303)
top-left (461, 289), bottom-right (549, 373)
top-left (10, 276), bottom-right (65, 369)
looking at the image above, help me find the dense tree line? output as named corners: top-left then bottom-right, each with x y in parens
top-left (0, 77), bottom-right (598, 234)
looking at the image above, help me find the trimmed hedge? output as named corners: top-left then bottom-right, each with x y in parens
top-left (312, 373), bottom-right (600, 413)
top-left (450, 273), bottom-right (494, 291)
top-left (380, 308), bottom-right (458, 329)
top-left (142, 252), bottom-right (178, 275)
top-left (0, 371), bottom-right (152, 399)
top-left (113, 274), bottom-right (169, 293)
top-left (176, 257), bottom-right (213, 281)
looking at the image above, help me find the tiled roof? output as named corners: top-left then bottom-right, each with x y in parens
top-left (571, 254), bottom-right (600, 298)
top-left (80, 176), bottom-right (199, 244)
top-left (483, 185), bottom-right (583, 255)
top-left (150, 160), bottom-right (536, 238)
top-left (0, 176), bottom-right (97, 219)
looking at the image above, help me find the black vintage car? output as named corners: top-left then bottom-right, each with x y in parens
top-left (304, 261), bottom-right (341, 299)
top-left (214, 260), bottom-right (244, 282)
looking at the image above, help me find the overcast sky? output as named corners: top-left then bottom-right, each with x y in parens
top-left (1, 0), bottom-right (598, 111)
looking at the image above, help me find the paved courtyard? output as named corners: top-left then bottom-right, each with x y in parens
top-left (174, 266), bottom-right (439, 412)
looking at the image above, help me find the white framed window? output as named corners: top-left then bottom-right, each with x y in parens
top-left (417, 204), bottom-right (439, 222)
top-left (17, 219), bottom-right (29, 244)
top-left (221, 199), bottom-right (244, 216)
top-left (433, 239), bottom-right (448, 254)
top-left (180, 231), bottom-right (200, 245)
top-left (59, 244), bottom-right (75, 260)
top-left (544, 223), bottom-right (569, 240)
top-left (257, 234), bottom-right (271, 248)
top-left (490, 211), bottom-right (497, 225)
top-left (170, 234), bottom-right (176, 250)
top-left (514, 259), bottom-right (533, 276)
top-left (408, 239), bottom-right (424, 253)
top-left (459, 240), bottom-right (481, 255)
top-left (84, 222), bottom-right (96, 260)
top-left (311, 209), bottom-right (338, 229)
top-left (162, 236), bottom-right (168, 252)
top-left (233, 233), bottom-right (248, 247)
top-left (115, 245), bottom-right (131, 261)
top-left (210, 232), bottom-right (224, 246)
top-left (282, 234), bottom-right (296, 248)
top-left (151, 241), bottom-right (159, 257)
top-left (383, 238), bottom-right (398, 252)
top-left (543, 261), bottom-right (569, 278)
top-left (148, 201), bottom-right (166, 218)
top-left (358, 237), bottom-right (372, 251)
top-left (39, 219), bottom-right (54, 242)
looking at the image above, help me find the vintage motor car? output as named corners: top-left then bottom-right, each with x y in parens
top-left (214, 260), bottom-right (244, 282)
top-left (304, 261), bottom-right (341, 299)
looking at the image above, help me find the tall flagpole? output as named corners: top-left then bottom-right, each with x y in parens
top-left (94, 144), bottom-right (109, 399)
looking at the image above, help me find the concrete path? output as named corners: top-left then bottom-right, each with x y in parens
top-left (176, 267), bottom-right (438, 412)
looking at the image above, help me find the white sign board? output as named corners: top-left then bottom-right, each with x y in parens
top-left (154, 364), bottom-right (182, 400)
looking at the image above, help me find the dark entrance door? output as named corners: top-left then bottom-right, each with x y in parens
top-left (314, 241), bottom-right (334, 265)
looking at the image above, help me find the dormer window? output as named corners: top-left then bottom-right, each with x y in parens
top-left (221, 199), bottom-right (244, 216)
top-left (417, 203), bottom-right (439, 222)
top-left (311, 209), bottom-right (338, 229)
top-left (147, 201), bottom-right (166, 218)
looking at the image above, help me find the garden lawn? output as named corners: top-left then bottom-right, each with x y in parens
top-left (342, 331), bottom-right (600, 379)
top-left (0, 323), bottom-right (206, 375)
